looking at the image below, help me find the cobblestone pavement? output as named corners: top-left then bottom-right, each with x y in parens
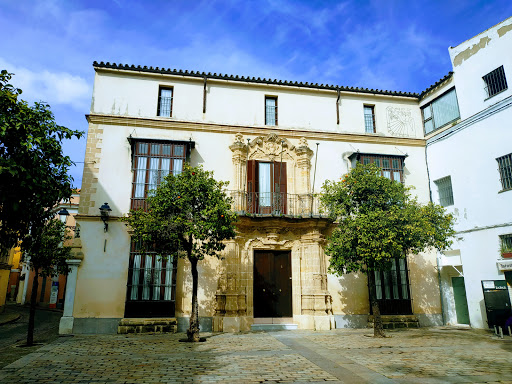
top-left (0, 304), bottom-right (62, 369)
top-left (0, 327), bottom-right (511, 383)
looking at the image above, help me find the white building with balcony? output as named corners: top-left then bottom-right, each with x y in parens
top-left (60, 16), bottom-right (512, 335)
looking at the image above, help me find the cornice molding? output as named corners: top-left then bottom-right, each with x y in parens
top-left (86, 113), bottom-right (426, 147)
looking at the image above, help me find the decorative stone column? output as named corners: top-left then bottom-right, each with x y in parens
top-left (59, 238), bottom-right (84, 335)
top-left (299, 229), bottom-right (334, 330)
top-left (295, 137), bottom-right (314, 195)
top-left (229, 133), bottom-right (249, 212)
top-left (213, 238), bottom-right (247, 332)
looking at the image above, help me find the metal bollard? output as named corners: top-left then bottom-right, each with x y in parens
top-left (494, 325), bottom-right (498, 335)
top-left (508, 326), bottom-right (511, 337)
top-left (499, 326), bottom-right (504, 339)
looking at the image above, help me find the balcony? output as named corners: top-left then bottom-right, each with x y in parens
top-left (131, 192), bottom-right (327, 218)
top-left (229, 191), bottom-right (326, 218)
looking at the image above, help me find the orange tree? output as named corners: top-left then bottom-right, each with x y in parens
top-left (123, 165), bottom-right (237, 341)
top-left (0, 70), bottom-right (82, 260)
top-left (0, 70), bottom-right (82, 346)
top-left (321, 163), bottom-right (455, 337)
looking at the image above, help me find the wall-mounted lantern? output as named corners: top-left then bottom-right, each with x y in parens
top-left (57, 207), bottom-right (80, 238)
top-left (99, 202), bottom-right (112, 232)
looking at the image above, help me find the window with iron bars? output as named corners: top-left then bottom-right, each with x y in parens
top-left (157, 87), bottom-right (173, 117)
top-left (500, 234), bottom-right (512, 254)
top-left (124, 240), bottom-right (178, 318)
top-left (359, 154), bottom-right (404, 183)
top-left (131, 141), bottom-right (186, 210)
top-left (364, 105), bottom-right (376, 133)
top-left (497, 153), bottom-right (512, 191)
top-left (265, 96), bottom-right (278, 126)
top-left (483, 66), bottom-right (508, 99)
top-left (434, 176), bottom-right (454, 207)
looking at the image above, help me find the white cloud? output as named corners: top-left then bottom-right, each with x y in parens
top-left (0, 58), bottom-right (91, 110)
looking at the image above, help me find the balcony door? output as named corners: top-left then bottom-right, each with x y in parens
top-left (247, 160), bottom-right (287, 214)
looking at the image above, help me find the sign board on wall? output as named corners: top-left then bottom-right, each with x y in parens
top-left (497, 260), bottom-right (512, 271)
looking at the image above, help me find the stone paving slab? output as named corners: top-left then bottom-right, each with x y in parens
top-left (0, 328), bottom-right (511, 383)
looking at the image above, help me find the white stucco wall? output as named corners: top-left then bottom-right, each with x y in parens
top-left (427, 17), bottom-right (512, 328)
top-left (76, 64), bottom-right (446, 327)
top-left (449, 16), bottom-right (512, 120)
top-left (91, 69), bottom-right (423, 139)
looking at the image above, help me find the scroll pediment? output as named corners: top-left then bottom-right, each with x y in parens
top-left (230, 132), bottom-right (313, 162)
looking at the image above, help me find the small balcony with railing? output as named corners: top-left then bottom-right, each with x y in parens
top-left (228, 191), bottom-right (326, 218)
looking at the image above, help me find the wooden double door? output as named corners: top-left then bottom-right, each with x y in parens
top-left (253, 251), bottom-right (292, 319)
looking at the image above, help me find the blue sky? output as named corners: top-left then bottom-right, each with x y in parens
top-left (1, 0), bottom-right (511, 187)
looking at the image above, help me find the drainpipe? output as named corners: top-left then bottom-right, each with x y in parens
top-left (202, 76), bottom-right (207, 114)
top-left (426, 142), bottom-right (446, 326)
top-left (336, 87), bottom-right (340, 125)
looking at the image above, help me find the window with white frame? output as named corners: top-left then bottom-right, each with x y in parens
top-left (364, 105), bottom-right (376, 133)
top-left (421, 88), bottom-right (460, 134)
top-left (434, 176), bottom-right (454, 207)
top-left (483, 66), bottom-right (508, 99)
top-left (265, 96), bottom-right (278, 126)
top-left (497, 153), bottom-right (512, 191)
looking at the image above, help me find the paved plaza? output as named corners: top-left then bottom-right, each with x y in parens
top-left (1, 327), bottom-right (512, 383)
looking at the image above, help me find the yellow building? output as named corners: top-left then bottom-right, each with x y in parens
top-left (0, 245), bottom-right (20, 311)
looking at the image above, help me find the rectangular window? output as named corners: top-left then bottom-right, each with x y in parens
top-left (422, 88), bottom-right (460, 134)
top-left (483, 66), bottom-right (508, 99)
top-left (364, 105), bottom-right (376, 133)
top-left (497, 153), bottom-right (512, 191)
top-left (131, 140), bottom-right (186, 210)
top-left (157, 87), bottom-right (173, 117)
top-left (125, 240), bottom-right (177, 318)
top-left (265, 96), bottom-right (278, 126)
top-left (359, 154), bottom-right (404, 182)
top-left (501, 234), bottom-right (512, 248)
top-left (372, 258), bottom-right (412, 315)
top-left (434, 176), bottom-right (454, 207)
top-left (501, 234), bottom-right (512, 255)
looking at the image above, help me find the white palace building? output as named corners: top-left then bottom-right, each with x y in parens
top-left (59, 16), bottom-right (512, 335)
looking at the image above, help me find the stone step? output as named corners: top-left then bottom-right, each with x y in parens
top-left (118, 318), bottom-right (177, 334)
top-left (367, 315), bottom-right (420, 329)
top-left (251, 323), bottom-right (298, 331)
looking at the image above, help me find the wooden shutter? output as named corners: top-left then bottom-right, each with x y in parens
top-left (273, 161), bottom-right (287, 214)
top-left (247, 160), bottom-right (258, 213)
top-left (247, 160), bottom-right (257, 193)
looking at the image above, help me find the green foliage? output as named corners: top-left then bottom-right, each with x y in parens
top-left (24, 218), bottom-right (72, 276)
top-left (500, 239), bottom-right (512, 254)
top-left (0, 70), bottom-right (84, 258)
top-left (321, 163), bottom-right (455, 275)
top-left (123, 165), bottom-right (237, 260)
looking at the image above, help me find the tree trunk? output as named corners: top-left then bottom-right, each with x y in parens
top-left (187, 256), bottom-right (200, 342)
top-left (368, 270), bottom-right (385, 338)
top-left (27, 268), bottom-right (39, 346)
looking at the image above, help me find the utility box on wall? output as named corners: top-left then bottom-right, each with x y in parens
top-left (481, 280), bottom-right (512, 328)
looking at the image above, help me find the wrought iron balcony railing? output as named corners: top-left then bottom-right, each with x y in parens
top-left (229, 191), bottom-right (326, 217)
top-left (131, 191), bottom-right (327, 218)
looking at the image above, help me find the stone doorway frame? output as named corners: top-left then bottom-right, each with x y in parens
top-left (213, 217), bottom-right (335, 332)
